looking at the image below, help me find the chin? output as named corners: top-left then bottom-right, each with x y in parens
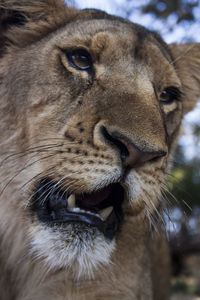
top-left (28, 177), bottom-right (124, 278)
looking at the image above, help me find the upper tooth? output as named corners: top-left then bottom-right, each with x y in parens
top-left (99, 206), bottom-right (113, 220)
top-left (67, 194), bottom-right (76, 208)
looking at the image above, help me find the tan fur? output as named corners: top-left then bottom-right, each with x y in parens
top-left (0, 1), bottom-right (200, 299)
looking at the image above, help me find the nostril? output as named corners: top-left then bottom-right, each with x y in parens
top-left (100, 125), bottom-right (167, 169)
top-left (100, 126), bottom-right (129, 162)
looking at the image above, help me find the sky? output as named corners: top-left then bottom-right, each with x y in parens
top-left (73, 0), bottom-right (200, 43)
top-left (72, 0), bottom-right (200, 160)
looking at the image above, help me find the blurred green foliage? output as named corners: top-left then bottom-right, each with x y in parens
top-left (169, 123), bottom-right (200, 214)
top-left (170, 157), bottom-right (200, 213)
top-left (172, 279), bottom-right (197, 294)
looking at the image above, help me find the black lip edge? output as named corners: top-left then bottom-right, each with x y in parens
top-left (47, 209), bottom-right (122, 237)
top-left (31, 178), bottom-right (124, 239)
top-left (49, 210), bottom-right (105, 227)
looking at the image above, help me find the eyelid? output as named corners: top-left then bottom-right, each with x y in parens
top-left (163, 86), bottom-right (182, 100)
top-left (153, 83), bottom-right (182, 99)
top-left (61, 47), bottom-right (93, 72)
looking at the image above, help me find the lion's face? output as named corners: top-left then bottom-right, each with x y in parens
top-left (0, 2), bottom-right (199, 280)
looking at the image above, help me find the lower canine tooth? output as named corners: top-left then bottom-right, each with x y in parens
top-left (99, 206), bottom-right (113, 220)
top-left (67, 194), bottom-right (76, 208)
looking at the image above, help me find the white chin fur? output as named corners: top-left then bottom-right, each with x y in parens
top-left (29, 223), bottom-right (115, 279)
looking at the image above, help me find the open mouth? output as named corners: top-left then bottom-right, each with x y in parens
top-left (30, 178), bottom-right (124, 239)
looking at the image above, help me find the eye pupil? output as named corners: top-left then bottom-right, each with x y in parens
top-left (72, 54), bottom-right (89, 68)
top-left (161, 90), bottom-right (167, 97)
top-left (67, 50), bottom-right (92, 71)
top-left (161, 90), bottom-right (169, 101)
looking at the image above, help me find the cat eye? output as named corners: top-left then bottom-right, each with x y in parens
top-left (66, 49), bottom-right (93, 72)
top-left (160, 87), bottom-right (181, 105)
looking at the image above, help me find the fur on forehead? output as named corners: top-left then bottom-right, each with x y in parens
top-left (0, 0), bottom-right (166, 51)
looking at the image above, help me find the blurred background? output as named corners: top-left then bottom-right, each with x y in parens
top-left (71, 0), bottom-right (200, 298)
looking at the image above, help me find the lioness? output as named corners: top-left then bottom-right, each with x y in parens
top-left (0, 1), bottom-right (199, 299)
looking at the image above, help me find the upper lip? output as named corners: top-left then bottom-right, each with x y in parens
top-left (30, 178), bottom-right (125, 239)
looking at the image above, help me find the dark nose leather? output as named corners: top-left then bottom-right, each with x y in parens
top-left (101, 126), bottom-right (167, 169)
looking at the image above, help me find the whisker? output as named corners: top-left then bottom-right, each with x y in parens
top-left (145, 191), bottom-right (166, 229)
top-left (181, 199), bottom-right (192, 212)
top-left (21, 166), bottom-right (56, 191)
top-left (0, 143), bottom-right (63, 167)
top-left (0, 154), bottom-right (56, 198)
top-left (160, 190), bottom-right (179, 235)
top-left (170, 44), bottom-right (195, 65)
top-left (29, 176), bottom-right (58, 203)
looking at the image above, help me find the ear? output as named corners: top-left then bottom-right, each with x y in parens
top-left (0, 0), bottom-right (78, 54)
top-left (169, 43), bottom-right (200, 114)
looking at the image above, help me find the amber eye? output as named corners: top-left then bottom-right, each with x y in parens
top-left (66, 49), bottom-right (93, 72)
top-left (160, 87), bottom-right (181, 105)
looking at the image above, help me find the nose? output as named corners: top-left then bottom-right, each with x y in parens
top-left (101, 126), bottom-right (166, 169)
